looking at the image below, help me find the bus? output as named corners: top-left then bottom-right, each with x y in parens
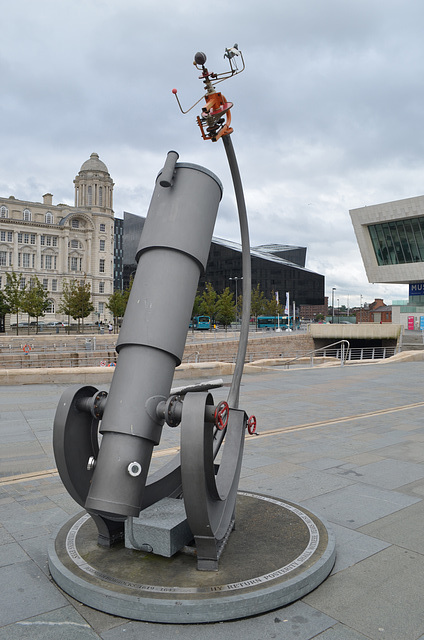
top-left (257, 315), bottom-right (299, 330)
top-left (192, 315), bottom-right (211, 330)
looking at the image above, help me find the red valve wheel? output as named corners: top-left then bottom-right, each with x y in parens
top-left (247, 415), bottom-right (257, 435)
top-left (214, 401), bottom-right (229, 431)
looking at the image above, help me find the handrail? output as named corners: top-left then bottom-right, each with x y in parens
top-left (281, 340), bottom-right (351, 369)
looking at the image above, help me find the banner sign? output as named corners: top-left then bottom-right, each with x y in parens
top-left (409, 283), bottom-right (424, 296)
top-left (408, 316), bottom-right (415, 330)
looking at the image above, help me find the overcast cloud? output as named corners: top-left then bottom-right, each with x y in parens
top-left (1, 0), bottom-right (423, 306)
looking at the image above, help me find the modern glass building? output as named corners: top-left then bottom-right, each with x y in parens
top-left (118, 212), bottom-right (324, 306)
top-left (350, 195), bottom-right (424, 328)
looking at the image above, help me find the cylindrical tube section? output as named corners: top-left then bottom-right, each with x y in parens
top-left (84, 160), bottom-right (222, 518)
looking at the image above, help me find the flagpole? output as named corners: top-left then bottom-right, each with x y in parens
top-left (276, 291), bottom-right (281, 332)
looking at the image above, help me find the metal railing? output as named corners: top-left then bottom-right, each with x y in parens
top-left (279, 340), bottom-right (351, 369)
top-left (0, 341), bottom-right (399, 369)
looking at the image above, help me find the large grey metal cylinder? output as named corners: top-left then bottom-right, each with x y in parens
top-left (85, 157), bottom-right (222, 518)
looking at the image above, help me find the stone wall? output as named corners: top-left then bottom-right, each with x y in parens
top-left (0, 332), bottom-right (315, 368)
top-left (183, 333), bottom-right (314, 363)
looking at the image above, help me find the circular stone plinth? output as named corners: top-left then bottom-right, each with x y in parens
top-left (48, 492), bottom-right (335, 624)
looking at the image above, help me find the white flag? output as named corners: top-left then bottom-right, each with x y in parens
top-left (285, 292), bottom-right (289, 314)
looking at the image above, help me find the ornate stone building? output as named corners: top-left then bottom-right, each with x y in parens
top-left (0, 153), bottom-right (114, 325)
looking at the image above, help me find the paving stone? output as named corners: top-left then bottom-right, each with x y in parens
top-left (302, 482), bottom-right (421, 529)
top-left (1, 363), bottom-right (424, 638)
top-left (0, 606), bottom-right (100, 640)
top-left (314, 623), bottom-right (372, 639)
top-left (100, 601), bottom-right (336, 640)
top-left (0, 560), bottom-right (68, 627)
top-left (358, 500), bottom-right (424, 554)
top-left (326, 457), bottom-right (424, 489)
top-left (329, 523), bottom-right (391, 574)
top-left (304, 545), bottom-right (424, 640)
top-left (0, 541), bottom-right (29, 567)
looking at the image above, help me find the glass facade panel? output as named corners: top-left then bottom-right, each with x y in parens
top-left (119, 212), bottom-right (324, 304)
top-left (368, 216), bottom-right (424, 265)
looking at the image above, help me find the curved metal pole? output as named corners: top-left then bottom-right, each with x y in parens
top-left (222, 134), bottom-right (251, 409)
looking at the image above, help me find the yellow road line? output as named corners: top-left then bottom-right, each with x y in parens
top-left (2, 401), bottom-right (423, 486)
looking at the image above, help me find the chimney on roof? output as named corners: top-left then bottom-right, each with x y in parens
top-left (43, 193), bottom-right (53, 205)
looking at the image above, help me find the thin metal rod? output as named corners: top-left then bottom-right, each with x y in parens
top-left (222, 134), bottom-right (251, 409)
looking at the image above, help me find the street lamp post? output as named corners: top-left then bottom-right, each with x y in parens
top-left (229, 276), bottom-right (243, 327)
top-left (332, 287), bottom-right (336, 324)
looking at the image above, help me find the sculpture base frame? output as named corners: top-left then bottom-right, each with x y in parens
top-left (48, 492), bottom-right (336, 624)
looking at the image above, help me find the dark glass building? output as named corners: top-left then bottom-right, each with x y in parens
top-left (114, 218), bottom-right (124, 291)
top-left (117, 211), bottom-right (324, 305)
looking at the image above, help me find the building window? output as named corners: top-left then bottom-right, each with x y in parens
top-left (70, 239), bottom-right (79, 248)
top-left (52, 236), bottom-right (58, 246)
top-left (22, 253), bottom-right (30, 268)
top-left (99, 258), bottom-right (105, 273)
top-left (100, 223), bottom-right (106, 232)
top-left (30, 234), bottom-right (36, 244)
top-left (40, 235), bottom-right (45, 246)
top-left (32, 254), bottom-right (35, 268)
top-left (20, 277), bottom-right (26, 290)
top-left (0, 206), bottom-right (8, 218)
top-left (52, 279), bottom-right (57, 292)
top-left (7, 231), bottom-right (12, 242)
top-left (23, 209), bottom-right (31, 221)
top-left (0, 231), bottom-right (5, 241)
top-left (87, 186), bottom-right (93, 205)
top-left (100, 239), bottom-right (105, 251)
top-left (24, 233), bottom-right (29, 244)
top-left (45, 212), bottom-right (53, 223)
top-left (43, 279), bottom-right (48, 291)
top-left (99, 187), bottom-right (103, 206)
top-left (45, 255), bottom-right (52, 270)
top-left (99, 281), bottom-right (105, 293)
top-left (17, 232), bottom-right (23, 243)
top-left (46, 299), bottom-right (54, 313)
top-left (46, 236), bottom-right (52, 246)
top-left (98, 302), bottom-right (104, 314)
top-left (70, 257), bottom-right (78, 271)
top-left (71, 219), bottom-right (79, 229)
top-left (368, 217), bottom-right (424, 266)
top-left (0, 251), bottom-right (6, 266)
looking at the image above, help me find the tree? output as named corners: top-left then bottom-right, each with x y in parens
top-left (216, 287), bottom-right (235, 330)
top-left (22, 277), bottom-right (50, 334)
top-left (0, 290), bottom-right (10, 333)
top-left (4, 271), bottom-right (26, 335)
top-left (190, 293), bottom-right (203, 332)
top-left (72, 280), bottom-right (94, 332)
top-left (264, 291), bottom-right (283, 317)
top-left (59, 279), bottom-right (94, 333)
top-left (107, 290), bottom-right (127, 330)
top-left (250, 284), bottom-right (266, 327)
top-left (201, 282), bottom-right (217, 324)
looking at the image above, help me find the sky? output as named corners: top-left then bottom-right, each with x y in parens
top-left (1, 0), bottom-right (423, 307)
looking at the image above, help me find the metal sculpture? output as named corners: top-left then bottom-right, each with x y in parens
top-left (53, 46), bottom-right (254, 570)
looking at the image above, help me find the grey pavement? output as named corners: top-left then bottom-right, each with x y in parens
top-left (1, 361), bottom-right (424, 639)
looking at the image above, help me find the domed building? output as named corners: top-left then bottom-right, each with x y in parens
top-left (0, 153), bottom-right (115, 330)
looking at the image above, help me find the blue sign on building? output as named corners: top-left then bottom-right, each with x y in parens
top-left (420, 316), bottom-right (424, 331)
top-left (409, 283), bottom-right (424, 296)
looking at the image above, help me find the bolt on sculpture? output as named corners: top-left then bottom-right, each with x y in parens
top-left (53, 46), bottom-right (256, 571)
